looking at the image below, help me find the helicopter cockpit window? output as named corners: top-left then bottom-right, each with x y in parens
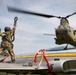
top-left (46, 44), bottom-right (75, 51)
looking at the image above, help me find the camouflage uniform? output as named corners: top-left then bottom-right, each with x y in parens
top-left (0, 17), bottom-right (18, 63)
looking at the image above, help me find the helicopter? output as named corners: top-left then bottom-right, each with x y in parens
top-left (7, 6), bottom-right (76, 47)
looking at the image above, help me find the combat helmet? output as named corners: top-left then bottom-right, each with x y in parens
top-left (4, 26), bottom-right (11, 32)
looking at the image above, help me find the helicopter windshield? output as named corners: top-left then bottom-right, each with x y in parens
top-left (46, 44), bottom-right (75, 51)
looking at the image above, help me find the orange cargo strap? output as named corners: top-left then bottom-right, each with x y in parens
top-left (1, 56), bottom-right (9, 63)
top-left (33, 49), bottom-right (53, 74)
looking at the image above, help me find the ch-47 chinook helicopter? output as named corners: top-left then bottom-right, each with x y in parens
top-left (7, 6), bottom-right (76, 47)
top-left (0, 6), bottom-right (76, 75)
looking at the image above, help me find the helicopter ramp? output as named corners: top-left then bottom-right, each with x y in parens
top-left (0, 63), bottom-right (48, 74)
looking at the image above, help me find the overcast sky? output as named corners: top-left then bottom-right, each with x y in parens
top-left (0, 0), bottom-right (76, 54)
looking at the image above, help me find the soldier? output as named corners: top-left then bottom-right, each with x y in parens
top-left (0, 17), bottom-right (18, 63)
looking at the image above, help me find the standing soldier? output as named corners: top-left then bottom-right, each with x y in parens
top-left (0, 17), bottom-right (18, 63)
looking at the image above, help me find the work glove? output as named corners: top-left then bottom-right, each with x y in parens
top-left (14, 17), bottom-right (18, 22)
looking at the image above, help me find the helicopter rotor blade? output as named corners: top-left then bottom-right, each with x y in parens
top-left (7, 6), bottom-right (61, 18)
top-left (66, 12), bottom-right (76, 18)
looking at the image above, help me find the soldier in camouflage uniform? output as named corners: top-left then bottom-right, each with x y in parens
top-left (0, 17), bottom-right (18, 63)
